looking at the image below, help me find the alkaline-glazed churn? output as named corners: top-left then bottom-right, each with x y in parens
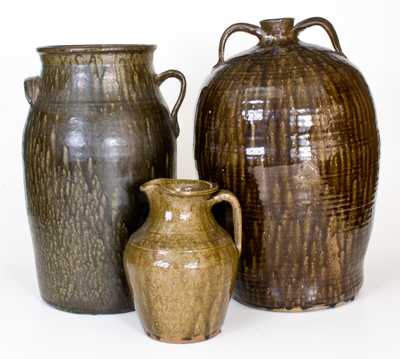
top-left (23, 44), bottom-right (186, 314)
top-left (124, 179), bottom-right (242, 343)
top-left (195, 18), bottom-right (380, 310)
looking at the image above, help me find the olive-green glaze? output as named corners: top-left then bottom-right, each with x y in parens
top-left (23, 45), bottom-right (186, 314)
top-left (124, 179), bottom-right (242, 343)
top-left (195, 18), bottom-right (379, 310)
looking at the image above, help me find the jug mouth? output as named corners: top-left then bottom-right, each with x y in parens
top-left (141, 179), bottom-right (219, 197)
top-left (259, 18), bottom-right (295, 38)
top-left (37, 44), bottom-right (156, 54)
top-left (260, 17), bottom-right (294, 24)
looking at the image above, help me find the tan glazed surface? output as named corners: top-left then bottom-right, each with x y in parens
top-left (195, 18), bottom-right (380, 310)
top-left (124, 179), bottom-right (242, 343)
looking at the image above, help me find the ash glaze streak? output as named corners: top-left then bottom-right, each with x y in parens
top-left (23, 45), bottom-right (186, 314)
top-left (194, 18), bottom-right (379, 310)
top-left (124, 179), bottom-right (241, 343)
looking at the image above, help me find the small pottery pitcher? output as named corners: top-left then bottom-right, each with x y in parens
top-left (124, 179), bottom-right (242, 343)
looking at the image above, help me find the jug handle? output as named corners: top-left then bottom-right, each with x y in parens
top-left (293, 17), bottom-right (346, 57)
top-left (208, 190), bottom-right (242, 255)
top-left (24, 76), bottom-right (41, 106)
top-left (215, 23), bottom-right (266, 67)
top-left (155, 70), bottom-right (187, 137)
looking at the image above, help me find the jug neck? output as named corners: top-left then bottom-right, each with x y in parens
top-left (141, 179), bottom-right (218, 233)
top-left (37, 45), bottom-right (157, 103)
top-left (260, 18), bottom-right (297, 43)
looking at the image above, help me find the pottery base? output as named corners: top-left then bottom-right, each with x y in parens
top-left (145, 329), bottom-right (221, 344)
top-left (234, 295), bottom-right (356, 312)
top-left (43, 298), bottom-right (135, 315)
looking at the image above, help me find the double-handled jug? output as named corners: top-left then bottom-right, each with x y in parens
top-left (195, 18), bottom-right (379, 311)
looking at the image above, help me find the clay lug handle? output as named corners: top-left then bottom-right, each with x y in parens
top-left (155, 70), bottom-right (187, 137)
top-left (215, 23), bottom-right (266, 67)
top-left (24, 76), bottom-right (41, 106)
top-left (293, 17), bottom-right (346, 57)
top-left (208, 189), bottom-right (242, 254)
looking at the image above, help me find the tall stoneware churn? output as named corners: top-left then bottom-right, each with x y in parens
top-left (195, 18), bottom-right (380, 310)
top-left (23, 45), bottom-right (186, 314)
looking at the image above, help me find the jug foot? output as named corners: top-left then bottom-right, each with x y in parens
top-left (234, 295), bottom-right (356, 312)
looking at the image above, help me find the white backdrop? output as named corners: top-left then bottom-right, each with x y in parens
top-left (0, 0), bottom-right (397, 358)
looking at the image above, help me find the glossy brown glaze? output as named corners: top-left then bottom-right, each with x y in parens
top-left (195, 18), bottom-right (379, 310)
top-left (23, 45), bottom-right (186, 314)
top-left (124, 179), bottom-right (241, 343)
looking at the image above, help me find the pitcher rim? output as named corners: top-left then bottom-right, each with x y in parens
top-left (141, 178), bottom-right (219, 197)
top-left (37, 44), bottom-right (156, 54)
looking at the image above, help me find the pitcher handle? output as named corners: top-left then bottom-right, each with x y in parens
top-left (215, 23), bottom-right (266, 67)
top-left (293, 17), bottom-right (345, 57)
top-left (155, 70), bottom-right (186, 137)
top-left (208, 189), bottom-right (242, 254)
top-left (24, 76), bottom-right (41, 106)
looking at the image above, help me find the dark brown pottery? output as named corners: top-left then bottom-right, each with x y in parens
top-left (124, 179), bottom-right (242, 343)
top-left (23, 44), bottom-right (186, 314)
top-left (194, 18), bottom-right (379, 311)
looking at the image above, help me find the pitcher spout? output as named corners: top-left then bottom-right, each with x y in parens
top-left (140, 178), bottom-right (162, 194)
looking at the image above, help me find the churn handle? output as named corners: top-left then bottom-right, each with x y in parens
top-left (208, 189), bottom-right (242, 255)
top-left (293, 17), bottom-right (346, 57)
top-left (24, 76), bottom-right (41, 106)
top-left (215, 23), bottom-right (266, 67)
top-left (155, 70), bottom-right (187, 137)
